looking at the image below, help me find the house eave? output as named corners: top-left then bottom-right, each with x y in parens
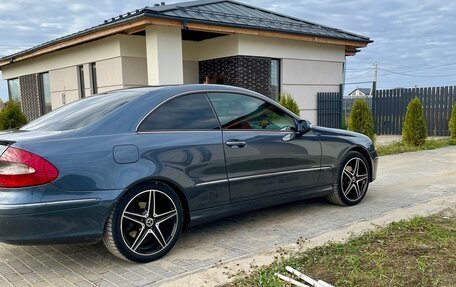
top-left (0, 14), bottom-right (372, 68)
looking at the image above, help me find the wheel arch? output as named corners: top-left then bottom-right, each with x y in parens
top-left (346, 146), bottom-right (373, 182)
top-left (115, 177), bottom-right (191, 229)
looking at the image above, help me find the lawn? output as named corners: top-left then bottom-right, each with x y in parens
top-left (376, 138), bottom-right (456, 156)
top-left (225, 212), bottom-right (456, 287)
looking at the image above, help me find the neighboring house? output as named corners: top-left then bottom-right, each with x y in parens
top-left (0, 0), bottom-right (372, 122)
top-left (349, 87), bottom-right (372, 97)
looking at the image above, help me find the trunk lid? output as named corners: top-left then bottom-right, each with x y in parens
top-left (0, 129), bottom-right (67, 143)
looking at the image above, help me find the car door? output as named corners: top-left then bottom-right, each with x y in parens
top-left (136, 93), bottom-right (230, 211)
top-left (206, 92), bottom-right (322, 203)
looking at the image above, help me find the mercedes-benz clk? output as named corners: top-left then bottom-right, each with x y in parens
top-left (0, 85), bottom-right (378, 262)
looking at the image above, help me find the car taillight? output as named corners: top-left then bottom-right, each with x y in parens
top-left (0, 147), bottom-right (59, 188)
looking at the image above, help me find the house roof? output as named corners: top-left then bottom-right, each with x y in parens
top-left (143, 0), bottom-right (371, 42)
top-left (349, 87), bottom-right (372, 95)
top-left (0, 0), bottom-right (372, 66)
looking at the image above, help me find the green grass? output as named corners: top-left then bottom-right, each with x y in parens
top-left (224, 214), bottom-right (456, 287)
top-left (376, 138), bottom-right (456, 156)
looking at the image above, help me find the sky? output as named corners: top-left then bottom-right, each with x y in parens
top-left (0, 0), bottom-right (455, 101)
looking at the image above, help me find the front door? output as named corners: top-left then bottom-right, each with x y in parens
top-left (207, 92), bottom-right (321, 203)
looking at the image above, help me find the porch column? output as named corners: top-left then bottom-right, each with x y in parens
top-left (145, 25), bottom-right (183, 85)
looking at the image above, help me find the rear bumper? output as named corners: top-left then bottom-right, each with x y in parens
top-left (0, 187), bottom-right (122, 245)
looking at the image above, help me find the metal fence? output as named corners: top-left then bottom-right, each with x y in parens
top-left (374, 86), bottom-right (456, 136)
top-left (343, 96), bottom-right (372, 120)
top-left (318, 86), bottom-right (456, 136)
top-left (317, 92), bottom-right (342, 129)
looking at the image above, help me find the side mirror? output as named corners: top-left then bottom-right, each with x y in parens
top-left (296, 119), bottom-right (311, 134)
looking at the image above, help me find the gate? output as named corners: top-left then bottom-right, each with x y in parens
top-left (317, 92), bottom-right (342, 129)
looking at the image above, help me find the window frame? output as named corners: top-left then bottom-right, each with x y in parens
top-left (7, 78), bottom-right (21, 103)
top-left (78, 65), bottom-right (85, 98)
top-left (136, 90), bottom-right (300, 134)
top-left (136, 92), bottom-right (222, 133)
top-left (207, 92), bottom-right (297, 133)
top-left (90, 62), bottom-right (98, 95)
top-left (38, 72), bottom-right (52, 115)
top-left (271, 59), bottom-right (281, 101)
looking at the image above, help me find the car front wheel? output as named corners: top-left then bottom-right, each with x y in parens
top-left (103, 182), bottom-right (183, 263)
top-left (327, 151), bottom-right (370, 206)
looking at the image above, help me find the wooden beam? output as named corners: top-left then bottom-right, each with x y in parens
top-left (0, 16), bottom-right (370, 67)
top-left (185, 22), bottom-right (369, 48)
top-left (0, 17), bottom-right (181, 67)
top-left (345, 45), bottom-right (361, 56)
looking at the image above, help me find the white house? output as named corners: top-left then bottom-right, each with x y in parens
top-left (349, 87), bottom-right (372, 97)
top-left (0, 0), bottom-right (371, 123)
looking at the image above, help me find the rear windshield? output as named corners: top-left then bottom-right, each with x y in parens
top-left (21, 91), bottom-right (144, 131)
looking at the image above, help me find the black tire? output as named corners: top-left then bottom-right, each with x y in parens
top-left (103, 182), bottom-right (183, 263)
top-left (327, 151), bottom-right (370, 206)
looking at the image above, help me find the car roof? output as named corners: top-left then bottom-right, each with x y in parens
top-left (77, 84), bottom-right (299, 135)
top-left (112, 84), bottom-right (258, 95)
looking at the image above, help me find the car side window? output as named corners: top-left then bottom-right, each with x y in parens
top-left (138, 93), bottom-right (220, 131)
top-left (207, 93), bottom-right (296, 131)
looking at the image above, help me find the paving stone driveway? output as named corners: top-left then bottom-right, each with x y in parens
top-left (1, 146), bottom-right (456, 287)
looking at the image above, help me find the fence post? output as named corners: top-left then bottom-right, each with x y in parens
top-left (372, 81), bottom-right (377, 133)
top-left (339, 84), bottom-right (344, 129)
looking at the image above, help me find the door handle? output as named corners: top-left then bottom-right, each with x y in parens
top-left (225, 140), bottom-right (247, 148)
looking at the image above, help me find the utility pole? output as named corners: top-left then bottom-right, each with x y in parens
top-left (372, 62), bottom-right (379, 132)
top-left (372, 61), bottom-right (379, 94)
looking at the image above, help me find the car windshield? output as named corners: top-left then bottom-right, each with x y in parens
top-left (21, 91), bottom-right (144, 131)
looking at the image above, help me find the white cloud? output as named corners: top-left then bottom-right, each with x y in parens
top-left (0, 2), bottom-right (19, 13)
top-left (0, 0), bottom-right (455, 95)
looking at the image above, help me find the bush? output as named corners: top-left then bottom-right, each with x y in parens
top-left (348, 99), bottom-right (375, 141)
top-left (279, 92), bottom-right (300, 115)
top-left (450, 104), bottom-right (456, 139)
top-left (0, 101), bottom-right (28, 130)
top-left (402, 97), bottom-right (427, 146)
top-left (342, 116), bottom-right (349, 130)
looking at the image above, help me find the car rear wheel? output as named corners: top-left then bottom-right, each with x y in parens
top-left (103, 182), bottom-right (183, 262)
top-left (327, 151), bottom-right (370, 206)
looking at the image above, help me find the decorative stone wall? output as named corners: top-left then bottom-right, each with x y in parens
top-left (199, 56), bottom-right (272, 97)
top-left (19, 74), bottom-right (42, 121)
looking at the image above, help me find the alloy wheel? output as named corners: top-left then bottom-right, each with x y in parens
top-left (340, 157), bottom-right (369, 202)
top-left (120, 189), bottom-right (178, 256)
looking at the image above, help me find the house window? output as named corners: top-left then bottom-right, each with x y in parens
top-left (204, 75), bottom-right (224, 84)
top-left (271, 59), bottom-right (281, 101)
top-left (7, 78), bottom-right (21, 103)
top-left (90, 62), bottom-right (98, 95)
top-left (78, 65), bottom-right (85, 98)
top-left (39, 72), bottom-right (52, 114)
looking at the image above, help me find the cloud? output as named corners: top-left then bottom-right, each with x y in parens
top-left (0, 0), bottom-right (455, 100)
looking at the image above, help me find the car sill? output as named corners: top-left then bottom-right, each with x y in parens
top-left (195, 166), bottom-right (332, 187)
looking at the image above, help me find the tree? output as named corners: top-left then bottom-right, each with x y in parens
top-left (348, 99), bottom-right (375, 141)
top-left (402, 97), bottom-right (427, 146)
top-left (0, 101), bottom-right (28, 130)
top-left (450, 104), bottom-right (456, 139)
top-left (279, 92), bottom-right (300, 115)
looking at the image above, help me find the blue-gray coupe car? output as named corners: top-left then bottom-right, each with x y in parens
top-left (0, 85), bottom-right (377, 262)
